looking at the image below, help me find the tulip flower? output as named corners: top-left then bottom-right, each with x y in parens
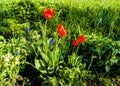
top-left (72, 40), bottom-right (79, 46)
top-left (57, 24), bottom-right (67, 37)
top-left (58, 29), bottom-right (67, 37)
top-left (57, 24), bottom-right (64, 32)
top-left (44, 8), bottom-right (54, 19)
top-left (78, 35), bottom-right (85, 43)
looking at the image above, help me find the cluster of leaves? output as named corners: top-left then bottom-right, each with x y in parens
top-left (82, 34), bottom-right (120, 74)
top-left (0, 36), bottom-right (30, 85)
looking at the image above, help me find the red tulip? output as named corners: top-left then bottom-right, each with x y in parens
top-left (44, 8), bottom-right (54, 19)
top-left (57, 24), bottom-right (67, 37)
top-left (57, 24), bottom-right (64, 33)
top-left (72, 40), bottom-right (79, 46)
top-left (58, 29), bottom-right (67, 37)
top-left (78, 35), bottom-right (85, 43)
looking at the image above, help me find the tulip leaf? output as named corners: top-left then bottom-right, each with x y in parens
top-left (35, 59), bottom-right (40, 70)
top-left (74, 55), bottom-right (83, 65)
top-left (35, 59), bottom-right (47, 74)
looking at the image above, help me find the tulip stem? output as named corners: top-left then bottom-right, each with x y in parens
top-left (44, 20), bottom-right (48, 37)
top-left (44, 20), bottom-right (48, 54)
top-left (75, 43), bottom-right (80, 55)
top-left (88, 55), bottom-right (93, 71)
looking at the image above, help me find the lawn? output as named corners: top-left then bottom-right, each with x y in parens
top-left (0, 0), bottom-right (120, 86)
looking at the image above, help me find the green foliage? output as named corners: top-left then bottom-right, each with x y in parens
top-left (1, 0), bottom-right (120, 39)
top-left (0, 0), bottom-right (120, 85)
top-left (11, 0), bottom-right (44, 23)
top-left (0, 37), bottom-right (29, 85)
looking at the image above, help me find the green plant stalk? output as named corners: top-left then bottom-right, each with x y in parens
top-left (44, 20), bottom-right (48, 39)
top-left (95, 46), bottom-right (101, 60)
top-left (55, 38), bottom-right (60, 50)
top-left (43, 20), bottom-right (48, 54)
top-left (75, 43), bottom-right (80, 55)
top-left (31, 43), bottom-right (37, 56)
top-left (87, 55), bottom-right (93, 71)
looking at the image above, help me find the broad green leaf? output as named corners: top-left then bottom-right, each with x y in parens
top-left (35, 59), bottom-right (47, 74)
top-left (35, 59), bottom-right (40, 70)
top-left (74, 55), bottom-right (83, 66)
top-left (38, 47), bottom-right (49, 63)
top-left (105, 65), bottom-right (110, 73)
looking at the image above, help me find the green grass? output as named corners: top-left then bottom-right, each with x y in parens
top-left (0, 0), bottom-right (120, 85)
